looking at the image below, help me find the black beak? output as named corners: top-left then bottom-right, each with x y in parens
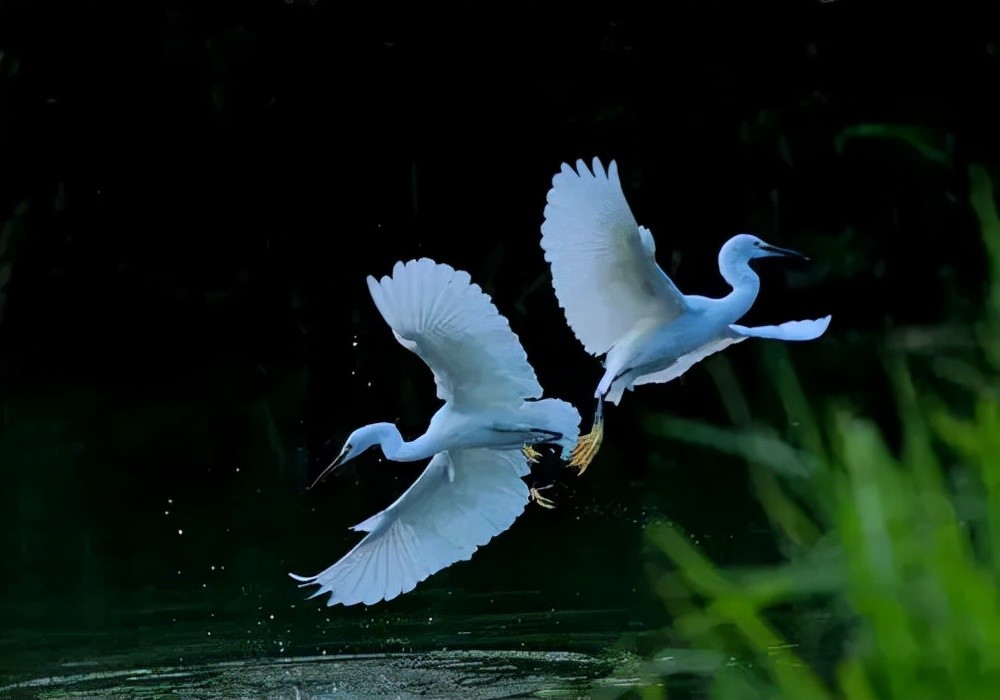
top-left (329, 447), bottom-right (350, 471)
top-left (761, 243), bottom-right (809, 261)
top-left (305, 447), bottom-right (350, 491)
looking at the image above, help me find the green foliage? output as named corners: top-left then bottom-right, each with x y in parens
top-left (969, 164), bottom-right (1000, 367)
top-left (834, 124), bottom-right (953, 166)
top-left (633, 166), bottom-right (1000, 699)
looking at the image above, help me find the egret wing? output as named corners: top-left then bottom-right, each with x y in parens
top-left (289, 448), bottom-right (530, 607)
top-left (540, 157), bottom-right (689, 357)
top-left (730, 315), bottom-right (832, 341)
top-left (622, 316), bottom-right (832, 403)
top-left (366, 258), bottom-right (543, 408)
top-left (619, 336), bottom-right (748, 403)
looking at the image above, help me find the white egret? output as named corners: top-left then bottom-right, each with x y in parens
top-left (289, 258), bottom-right (580, 607)
top-left (540, 157), bottom-right (831, 472)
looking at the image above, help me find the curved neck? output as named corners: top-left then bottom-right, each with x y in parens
top-left (718, 250), bottom-right (760, 319)
top-left (355, 422), bottom-right (435, 462)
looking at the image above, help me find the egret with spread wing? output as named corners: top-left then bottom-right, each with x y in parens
top-left (540, 158), bottom-right (831, 473)
top-left (290, 258), bottom-right (580, 607)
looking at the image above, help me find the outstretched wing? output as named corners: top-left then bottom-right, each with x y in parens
top-left (289, 448), bottom-right (530, 607)
top-left (366, 258), bottom-right (543, 409)
top-left (540, 157), bottom-right (689, 357)
top-left (730, 316), bottom-right (832, 341)
top-left (623, 316), bottom-right (833, 403)
top-left (618, 336), bottom-right (747, 403)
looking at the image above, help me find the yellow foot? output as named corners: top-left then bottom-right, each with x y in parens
top-left (568, 421), bottom-right (604, 476)
top-left (529, 485), bottom-right (557, 509)
top-left (522, 444), bottom-right (543, 463)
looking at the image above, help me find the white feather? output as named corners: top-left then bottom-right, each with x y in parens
top-left (516, 397), bottom-right (582, 461)
top-left (290, 449), bottom-right (530, 607)
top-left (540, 157), bottom-right (689, 357)
top-left (608, 336), bottom-right (747, 404)
top-left (366, 258), bottom-right (543, 408)
top-left (731, 315), bottom-right (832, 341)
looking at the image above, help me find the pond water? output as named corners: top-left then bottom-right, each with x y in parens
top-left (1, 371), bottom-right (783, 698)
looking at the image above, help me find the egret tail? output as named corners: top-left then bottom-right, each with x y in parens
top-left (516, 397), bottom-right (581, 461)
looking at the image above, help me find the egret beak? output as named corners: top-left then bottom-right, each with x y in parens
top-left (760, 243), bottom-right (809, 261)
top-left (306, 446), bottom-right (350, 491)
top-left (330, 446), bottom-right (350, 470)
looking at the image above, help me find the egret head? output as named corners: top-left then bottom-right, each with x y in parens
top-left (330, 423), bottom-right (390, 469)
top-left (329, 435), bottom-right (359, 471)
top-left (722, 233), bottom-right (809, 264)
top-left (307, 423), bottom-right (392, 490)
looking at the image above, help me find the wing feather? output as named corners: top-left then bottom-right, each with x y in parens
top-left (540, 157), bottom-right (689, 357)
top-left (612, 336), bottom-right (748, 404)
top-left (289, 449), bottom-right (531, 607)
top-left (366, 258), bottom-right (542, 408)
top-left (730, 316), bottom-right (832, 341)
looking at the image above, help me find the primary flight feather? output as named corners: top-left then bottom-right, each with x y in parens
top-left (540, 158), bottom-right (831, 472)
top-left (290, 258), bottom-right (580, 607)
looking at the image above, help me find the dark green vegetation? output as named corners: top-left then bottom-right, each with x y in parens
top-left (2, 3), bottom-right (998, 697)
top-left (635, 165), bottom-right (1000, 699)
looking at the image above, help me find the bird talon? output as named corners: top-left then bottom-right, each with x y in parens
top-left (522, 444), bottom-right (543, 463)
top-left (568, 421), bottom-right (604, 476)
top-left (529, 485), bottom-right (557, 509)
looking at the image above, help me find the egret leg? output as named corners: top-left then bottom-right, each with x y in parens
top-left (522, 445), bottom-right (543, 463)
top-left (529, 484), bottom-right (557, 509)
top-left (568, 396), bottom-right (604, 475)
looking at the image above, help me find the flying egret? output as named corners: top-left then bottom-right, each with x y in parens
top-left (289, 258), bottom-right (581, 607)
top-left (540, 157), bottom-right (831, 473)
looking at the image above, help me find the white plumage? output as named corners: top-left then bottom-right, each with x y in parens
top-left (366, 258), bottom-right (544, 408)
top-left (540, 159), bottom-right (688, 358)
top-left (540, 157), bottom-right (831, 470)
top-left (290, 258), bottom-right (580, 607)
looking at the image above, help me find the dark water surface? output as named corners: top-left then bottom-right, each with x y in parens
top-left (0, 371), bottom-right (777, 696)
top-left (2, 650), bottom-right (629, 699)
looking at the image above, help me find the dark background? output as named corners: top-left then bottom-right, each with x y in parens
top-left (2, 0), bottom-right (998, 684)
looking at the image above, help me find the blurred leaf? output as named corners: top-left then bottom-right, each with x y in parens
top-left (968, 164), bottom-right (1000, 368)
top-left (642, 415), bottom-right (818, 479)
top-left (834, 123), bottom-right (952, 165)
top-left (644, 647), bottom-right (726, 676)
top-left (642, 304), bottom-right (1000, 699)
